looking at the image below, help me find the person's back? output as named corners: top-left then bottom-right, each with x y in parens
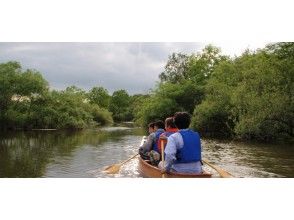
top-left (159, 112), bottom-right (202, 174)
top-left (176, 129), bottom-right (201, 163)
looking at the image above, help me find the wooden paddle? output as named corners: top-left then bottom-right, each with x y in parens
top-left (103, 153), bottom-right (139, 174)
top-left (161, 138), bottom-right (166, 178)
top-left (202, 159), bottom-right (234, 178)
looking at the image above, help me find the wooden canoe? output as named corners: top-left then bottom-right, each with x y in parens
top-left (138, 156), bottom-right (212, 178)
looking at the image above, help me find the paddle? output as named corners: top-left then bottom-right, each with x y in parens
top-left (202, 159), bottom-right (234, 178)
top-left (103, 153), bottom-right (139, 174)
top-left (161, 140), bottom-right (166, 178)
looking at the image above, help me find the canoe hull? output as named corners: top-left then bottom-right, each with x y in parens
top-left (138, 157), bottom-right (212, 178)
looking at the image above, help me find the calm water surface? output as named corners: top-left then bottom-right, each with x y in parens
top-left (0, 127), bottom-right (293, 177)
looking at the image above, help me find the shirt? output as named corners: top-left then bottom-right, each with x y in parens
top-left (138, 129), bottom-right (165, 154)
top-left (139, 132), bottom-right (155, 154)
top-left (158, 128), bottom-right (179, 153)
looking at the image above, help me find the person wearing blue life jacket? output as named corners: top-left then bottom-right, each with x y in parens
top-left (139, 120), bottom-right (165, 165)
top-left (151, 120), bottom-right (165, 153)
top-left (158, 112), bottom-right (202, 174)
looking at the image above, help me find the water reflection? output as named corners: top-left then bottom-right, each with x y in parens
top-left (202, 139), bottom-right (294, 177)
top-left (0, 128), bottom-right (293, 178)
top-left (0, 128), bottom-right (145, 177)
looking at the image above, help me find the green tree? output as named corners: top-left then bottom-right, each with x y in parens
top-left (191, 59), bottom-right (236, 137)
top-left (159, 45), bottom-right (228, 84)
top-left (191, 43), bottom-right (294, 141)
top-left (135, 96), bottom-right (179, 127)
top-left (159, 53), bottom-right (189, 83)
top-left (130, 94), bottom-right (150, 123)
top-left (0, 61), bottom-right (49, 129)
top-left (108, 89), bottom-right (132, 122)
top-left (136, 45), bottom-right (228, 127)
top-left (88, 86), bottom-right (110, 109)
top-left (30, 86), bottom-right (113, 129)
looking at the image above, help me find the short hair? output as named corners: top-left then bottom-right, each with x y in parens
top-left (154, 120), bottom-right (165, 129)
top-left (148, 122), bottom-right (155, 129)
top-left (173, 112), bottom-right (191, 129)
top-left (165, 117), bottom-right (177, 128)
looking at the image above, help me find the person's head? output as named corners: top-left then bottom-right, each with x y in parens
top-left (154, 120), bottom-right (165, 131)
top-left (173, 112), bottom-right (191, 129)
top-left (165, 117), bottom-right (177, 130)
top-left (148, 122), bottom-right (155, 134)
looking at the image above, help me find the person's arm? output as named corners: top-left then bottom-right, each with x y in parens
top-left (139, 133), bottom-right (155, 154)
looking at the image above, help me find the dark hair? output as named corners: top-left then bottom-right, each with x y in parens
top-left (173, 112), bottom-right (191, 129)
top-left (154, 120), bottom-right (165, 129)
top-left (148, 122), bottom-right (155, 129)
top-left (165, 117), bottom-right (177, 129)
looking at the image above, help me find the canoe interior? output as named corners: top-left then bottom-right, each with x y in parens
top-left (138, 157), bottom-right (212, 178)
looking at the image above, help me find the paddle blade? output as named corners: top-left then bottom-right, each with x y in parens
top-left (103, 164), bottom-right (121, 174)
top-left (202, 159), bottom-right (234, 178)
top-left (217, 170), bottom-right (233, 178)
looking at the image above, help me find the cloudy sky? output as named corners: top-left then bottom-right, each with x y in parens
top-left (0, 42), bottom-right (268, 94)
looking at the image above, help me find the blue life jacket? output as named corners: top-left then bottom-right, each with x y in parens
top-left (152, 129), bottom-right (164, 153)
top-left (176, 129), bottom-right (201, 163)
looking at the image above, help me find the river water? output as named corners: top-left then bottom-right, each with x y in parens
top-left (0, 127), bottom-right (293, 178)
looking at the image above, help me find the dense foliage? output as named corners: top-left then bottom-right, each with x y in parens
top-left (0, 61), bottom-right (145, 130)
top-left (0, 62), bottom-right (113, 130)
top-left (135, 45), bottom-right (229, 126)
top-left (136, 43), bottom-right (294, 142)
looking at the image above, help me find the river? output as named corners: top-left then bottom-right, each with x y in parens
top-left (0, 127), bottom-right (293, 177)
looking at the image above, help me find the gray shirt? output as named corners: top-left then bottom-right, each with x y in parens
top-left (139, 132), bottom-right (155, 154)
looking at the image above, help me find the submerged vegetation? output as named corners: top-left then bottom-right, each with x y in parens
top-left (0, 42), bottom-right (293, 142)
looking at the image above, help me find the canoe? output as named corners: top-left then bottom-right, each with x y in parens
top-left (138, 156), bottom-right (212, 178)
top-left (138, 136), bottom-right (212, 178)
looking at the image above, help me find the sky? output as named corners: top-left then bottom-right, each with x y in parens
top-left (0, 42), bottom-right (268, 94)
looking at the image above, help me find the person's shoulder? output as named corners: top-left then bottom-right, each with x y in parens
top-left (147, 132), bottom-right (155, 137)
top-left (167, 132), bottom-right (182, 147)
top-left (149, 132), bottom-right (156, 138)
top-left (169, 131), bottom-right (181, 139)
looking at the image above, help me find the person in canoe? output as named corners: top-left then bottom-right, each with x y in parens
top-left (158, 112), bottom-right (203, 174)
top-left (139, 120), bottom-right (165, 165)
top-left (158, 117), bottom-right (179, 155)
